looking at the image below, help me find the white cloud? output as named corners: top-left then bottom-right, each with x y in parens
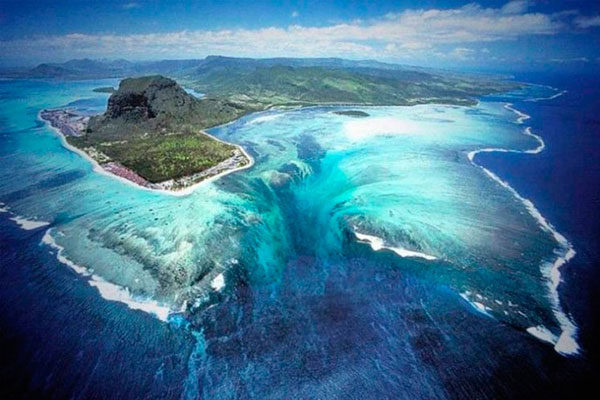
top-left (549, 57), bottom-right (589, 63)
top-left (449, 47), bottom-right (476, 60)
top-left (122, 2), bottom-right (141, 10)
top-left (0, 1), bottom-right (571, 62)
top-left (575, 15), bottom-right (600, 29)
top-left (501, 1), bottom-right (531, 15)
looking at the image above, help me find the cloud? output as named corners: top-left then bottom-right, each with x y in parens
top-left (549, 57), bottom-right (589, 63)
top-left (574, 15), bottom-right (600, 29)
top-left (291, 11), bottom-right (299, 18)
top-left (122, 2), bottom-right (141, 10)
top-left (449, 47), bottom-right (476, 60)
top-left (0, 1), bottom-right (571, 62)
top-left (501, 1), bottom-right (531, 15)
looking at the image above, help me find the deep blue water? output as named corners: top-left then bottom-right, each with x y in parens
top-left (0, 75), bottom-right (598, 399)
top-left (478, 72), bottom-right (600, 371)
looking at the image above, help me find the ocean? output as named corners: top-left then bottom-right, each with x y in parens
top-left (0, 74), bottom-right (598, 399)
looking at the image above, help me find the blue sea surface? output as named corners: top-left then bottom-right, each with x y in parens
top-left (0, 76), bottom-right (597, 399)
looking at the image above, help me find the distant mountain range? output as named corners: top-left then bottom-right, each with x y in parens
top-left (3, 56), bottom-right (426, 80)
top-left (7, 55), bottom-right (521, 109)
top-left (32, 56), bottom-right (522, 191)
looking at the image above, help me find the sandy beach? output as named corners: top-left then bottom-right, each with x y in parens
top-left (39, 109), bottom-right (254, 197)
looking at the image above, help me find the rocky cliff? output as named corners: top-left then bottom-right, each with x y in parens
top-left (86, 75), bottom-right (247, 141)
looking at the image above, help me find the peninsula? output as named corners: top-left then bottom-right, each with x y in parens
top-left (41, 75), bottom-right (252, 192)
top-left (35, 57), bottom-right (523, 193)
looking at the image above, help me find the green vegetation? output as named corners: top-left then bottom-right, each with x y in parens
top-left (85, 76), bottom-right (249, 141)
top-left (92, 86), bottom-right (116, 93)
top-left (93, 133), bottom-right (235, 182)
top-left (70, 75), bottom-right (245, 184)
top-left (182, 58), bottom-right (521, 108)
top-left (333, 110), bottom-right (370, 117)
top-left (34, 57), bottom-right (522, 186)
top-left (9, 56), bottom-right (522, 109)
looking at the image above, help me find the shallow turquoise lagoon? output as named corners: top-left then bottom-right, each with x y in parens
top-left (0, 79), bottom-right (575, 357)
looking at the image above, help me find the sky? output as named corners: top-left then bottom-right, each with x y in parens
top-left (0, 0), bottom-right (599, 71)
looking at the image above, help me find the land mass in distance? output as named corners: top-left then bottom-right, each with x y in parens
top-left (35, 56), bottom-right (522, 192)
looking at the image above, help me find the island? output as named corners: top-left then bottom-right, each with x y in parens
top-left (92, 86), bottom-right (116, 93)
top-left (41, 75), bottom-right (252, 192)
top-left (8, 57), bottom-right (523, 109)
top-left (34, 57), bottom-right (523, 193)
top-left (333, 110), bottom-right (370, 117)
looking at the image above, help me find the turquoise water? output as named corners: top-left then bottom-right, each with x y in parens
top-left (0, 79), bottom-right (571, 338)
top-left (0, 79), bottom-right (584, 397)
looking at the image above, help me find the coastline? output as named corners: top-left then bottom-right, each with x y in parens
top-left (39, 110), bottom-right (255, 197)
top-left (37, 89), bottom-right (580, 350)
top-left (41, 228), bottom-right (173, 322)
top-left (466, 89), bottom-right (580, 356)
top-left (353, 229), bottom-right (438, 261)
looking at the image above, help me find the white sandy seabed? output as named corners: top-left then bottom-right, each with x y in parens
top-left (20, 113), bottom-right (244, 322)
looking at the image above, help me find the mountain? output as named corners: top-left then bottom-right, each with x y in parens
top-left (3, 56), bottom-right (518, 94)
top-left (28, 63), bottom-right (77, 78)
top-left (67, 76), bottom-right (249, 185)
top-left (31, 57), bottom-right (523, 185)
top-left (86, 75), bottom-right (245, 138)
top-left (4, 56), bottom-right (521, 107)
top-left (184, 61), bottom-right (519, 107)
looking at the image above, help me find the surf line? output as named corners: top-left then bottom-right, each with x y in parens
top-left (353, 229), bottom-right (437, 261)
top-left (0, 202), bottom-right (50, 230)
top-left (525, 85), bottom-right (567, 102)
top-left (467, 93), bottom-right (580, 356)
top-left (40, 228), bottom-right (173, 322)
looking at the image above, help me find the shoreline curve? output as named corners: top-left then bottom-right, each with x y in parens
top-left (39, 110), bottom-right (255, 197)
top-left (466, 89), bottom-right (579, 356)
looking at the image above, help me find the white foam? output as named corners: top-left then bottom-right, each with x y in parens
top-left (467, 102), bottom-right (580, 356)
top-left (525, 89), bottom-right (567, 102)
top-left (459, 293), bottom-right (492, 317)
top-left (505, 103), bottom-right (531, 124)
top-left (10, 216), bottom-right (50, 230)
top-left (41, 231), bottom-right (89, 276)
top-left (354, 230), bottom-right (437, 261)
top-left (527, 325), bottom-right (559, 345)
top-left (211, 273), bottom-right (225, 291)
top-left (41, 229), bottom-right (172, 322)
top-left (248, 114), bottom-right (282, 124)
top-left (88, 278), bottom-right (170, 322)
top-left (1, 202), bottom-right (50, 230)
top-left (555, 328), bottom-right (580, 355)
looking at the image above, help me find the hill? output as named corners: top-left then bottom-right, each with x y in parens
top-left (5, 56), bottom-right (521, 109)
top-left (184, 62), bottom-right (516, 107)
top-left (34, 57), bottom-right (523, 191)
top-left (57, 76), bottom-right (250, 189)
top-left (5, 56), bottom-right (520, 108)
